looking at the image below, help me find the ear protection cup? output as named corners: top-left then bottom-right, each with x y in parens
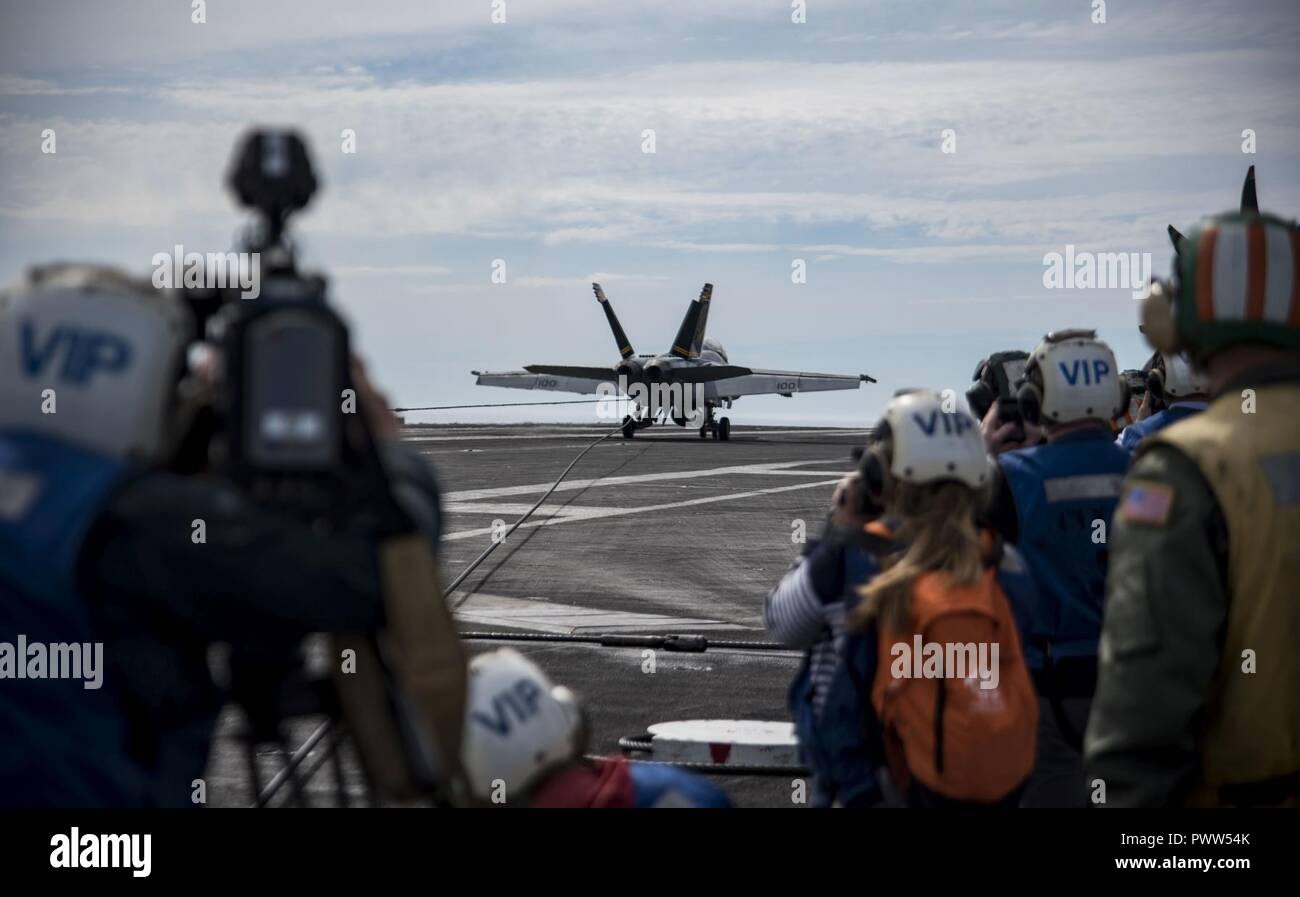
top-left (862, 447), bottom-right (888, 506)
top-left (1140, 279), bottom-right (1182, 353)
top-left (550, 685), bottom-right (591, 758)
top-left (965, 379), bottom-right (996, 422)
top-left (1146, 366), bottom-right (1166, 404)
top-left (1016, 360), bottom-right (1043, 426)
top-left (1017, 382), bottom-right (1042, 426)
top-left (1114, 378), bottom-right (1131, 419)
top-left (858, 422), bottom-right (893, 506)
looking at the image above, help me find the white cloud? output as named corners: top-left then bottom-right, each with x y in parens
top-left (0, 77), bottom-right (130, 97)
top-left (2, 0), bottom-right (1297, 421)
top-left (5, 49), bottom-right (1295, 249)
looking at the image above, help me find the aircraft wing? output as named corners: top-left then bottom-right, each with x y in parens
top-left (670, 364), bottom-right (753, 383)
top-left (703, 369), bottom-right (875, 400)
top-left (473, 369), bottom-right (609, 396)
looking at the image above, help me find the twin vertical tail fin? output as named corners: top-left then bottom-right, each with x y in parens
top-left (595, 280), bottom-right (715, 361)
top-left (691, 283), bottom-right (713, 357)
top-left (593, 283), bottom-right (635, 359)
top-left (1168, 166), bottom-right (1259, 255)
top-left (669, 283), bottom-right (713, 359)
top-left (1241, 164), bottom-right (1258, 214)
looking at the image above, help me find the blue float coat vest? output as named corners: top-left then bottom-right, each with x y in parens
top-left (1116, 402), bottom-right (1206, 453)
top-left (997, 429), bottom-right (1130, 670)
top-left (0, 429), bottom-right (145, 806)
top-left (786, 543), bottom-right (882, 807)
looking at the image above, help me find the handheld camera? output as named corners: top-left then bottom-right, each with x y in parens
top-left (967, 350), bottom-right (1029, 430)
top-left (1121, 368), bottom-right (1148, 418)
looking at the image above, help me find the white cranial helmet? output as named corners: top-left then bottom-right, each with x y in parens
top-left (461, 649), bottom-right (584, 804)
top-left (879, 389), bottom-right (991, 490)
top-left (1024, 329), bottom-right (1125, 425)
top-left (1156, 352), bottom-right (1209, 400)
top-left (0, 264), bottom-right (192, 462)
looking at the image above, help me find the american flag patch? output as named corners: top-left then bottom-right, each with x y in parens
top-left (1119, 480), bottom-right (1175, 526)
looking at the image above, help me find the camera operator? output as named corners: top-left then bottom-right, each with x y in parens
top-left (0, 132), bottom-right (463, 807)
top-left (1113, 368), bottom-right (1147, 431)
top-left (979, 331), bottom-right (1131, 807)
top-left (0, 263), bottom-right (445, 807)
top-left (1114, 316), bottom-right (1210, 453)
top-left (765, 393), bottom-right (1043, 807)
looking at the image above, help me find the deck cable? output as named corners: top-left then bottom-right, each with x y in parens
top-left (259, 421), bottom-right (816, 803)
top-left (257, 422), bottom-right (631, 806)
top-left (446, 422), bottom-right (626, 609)
top-left (458, 630), bottom-right (796, 654)
top-left (392, 399), bottom-right (611, 412)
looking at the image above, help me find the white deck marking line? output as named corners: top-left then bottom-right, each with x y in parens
top-left (739, 468), bottom-right (855, 476)
top-left (445, 474), bottom-right (849, 517)
top-left (444, 502), bottom-right (614, 519)
top-left (443, 477), bottom-right (840, 541)
top-left (403, 428), bottom-right (870, 443)
top-left (451, 592), bottom-right (748, 633)
top-left (443, 459), bottom-right (846, 502)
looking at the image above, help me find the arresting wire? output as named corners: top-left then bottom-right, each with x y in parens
top-left (393, 399), bottom-right (606, 412)
top-left (445, 422), bottom-right (627, 608)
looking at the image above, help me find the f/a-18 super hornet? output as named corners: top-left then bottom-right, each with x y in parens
top-left (472, 283), bottom-right (875, 440)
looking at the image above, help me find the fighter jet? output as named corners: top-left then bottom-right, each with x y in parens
top-left (472, 283), bottom-right (875, 440)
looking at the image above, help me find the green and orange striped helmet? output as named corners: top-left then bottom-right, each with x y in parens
top-left (1162, 168), bottom-right (1300, 355)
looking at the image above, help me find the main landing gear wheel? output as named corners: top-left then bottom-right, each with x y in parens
top-left (717, 416), bottom-right (731, 441)
top-left (702, 404), bottom-right (724, 440)
top-left (622, 415), bottom-right (636, 439)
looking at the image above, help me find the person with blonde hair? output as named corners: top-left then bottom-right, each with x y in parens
top-left (852, 390), bottom-right (1038, 807)
top-left (770, 389), bottom-right (1038, 807)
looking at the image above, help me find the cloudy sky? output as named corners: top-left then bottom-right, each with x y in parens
top-left (2, 0), bottom-right (1298, 425)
